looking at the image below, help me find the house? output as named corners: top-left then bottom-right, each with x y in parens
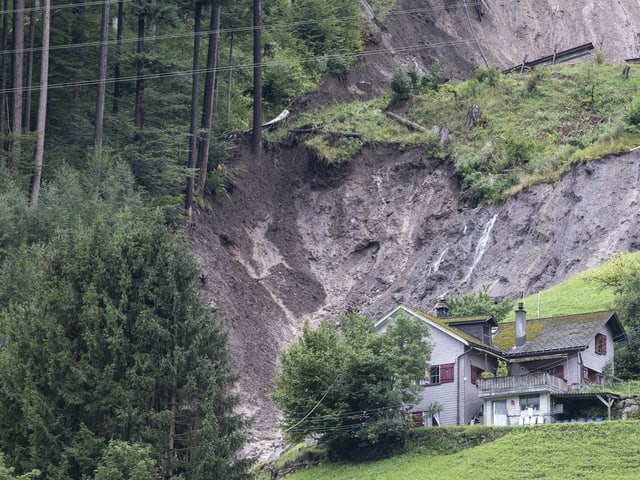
top-left (375, 300), bottom-right (626, 426)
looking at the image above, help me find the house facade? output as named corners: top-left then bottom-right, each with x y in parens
top-left (376, 302), bottom-right (626, 426)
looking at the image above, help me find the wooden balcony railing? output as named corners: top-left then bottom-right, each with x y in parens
top-left (478, 372), bottom-right (567, 397)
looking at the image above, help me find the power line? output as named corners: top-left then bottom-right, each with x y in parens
top-left (0, 0), bottom-right (134, 16)
top-left (0, 0), bottom-right (498, 57)
top-left (0, 37), bottom-right (483, 95)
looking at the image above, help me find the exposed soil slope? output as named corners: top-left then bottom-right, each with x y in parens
top-left (189, 0), bottom-right (640, 459)
top-left (306, 0), bottom-right (640, 107)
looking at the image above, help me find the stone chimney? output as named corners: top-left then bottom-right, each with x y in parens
top-left (515, 302), bottom-right (526, 347)
top-left (435, 297), bottom-right (449, 319)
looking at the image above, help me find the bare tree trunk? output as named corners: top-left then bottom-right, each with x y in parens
top-left (112, 0), bottom-right (124, 115)
top-left (94, 0), bottom-right (110, 150)
top-left (251, 0), bottom-right (262, 156)
top-left (30, 0), bottom-right (50, 206)
top-left (227, 30), bottom-right (233, 121)
top-left (135, 8), bottom-right (144, 132)
top-left (185, 1), bottom-right (202, 214)
top-left (134, 1), bottom-right (145, 178)
top-left (24, 0), bottom-right (36, 131)
top-left (195, 2), bottom-right (221, 195)
top-left (10, 0), bottom-right (25, 169)
top-left (167, 362), bottom-right (178, 480)
top-left (0, 0), bottom-right (10, 153)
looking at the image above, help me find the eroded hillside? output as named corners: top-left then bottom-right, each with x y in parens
top-left (189, 0), bottom-right (640, 459)
top-left (311, 0), bottom-right (640, 105)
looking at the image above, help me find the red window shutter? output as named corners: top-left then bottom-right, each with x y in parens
top-left (441, 363), bottom-right (455, 383)
top-left (411, 412), bottom-right (424, 426)
top-left (602, 334), bottom-right (607, 355)
top-left (554, 365), bottom-right (564, 379)
top-left (471, 366), bottom-right (478, 385)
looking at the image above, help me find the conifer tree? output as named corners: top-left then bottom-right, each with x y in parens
top-left (0, 171), bottom-right (251, 478)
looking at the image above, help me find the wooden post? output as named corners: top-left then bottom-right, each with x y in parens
top-left (519, 54), bottom-right (528, 74)
top-left (622, 65), bottom-right (630, 80)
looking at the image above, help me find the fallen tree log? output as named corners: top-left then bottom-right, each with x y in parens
top-left (384, 111), bottom-right (429, 132)
top-left (288, 127), bottom-right (363, 138)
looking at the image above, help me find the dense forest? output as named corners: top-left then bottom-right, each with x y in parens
top-left (0, 0), bottom-right (374, 478)
top-left (1, 0), bottom-right (368, 209)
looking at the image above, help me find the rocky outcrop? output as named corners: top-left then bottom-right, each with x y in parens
top-left (615, 397), bottom-right (640, 419)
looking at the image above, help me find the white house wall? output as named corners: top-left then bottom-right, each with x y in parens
top-left (464, 352), bottom-right (497, 424)
top-left (566, 352), bottom-right (581, 386)
top-left (581, 325), bottom-right (615, 377)
top-left (412, 323), bottom-right (466, 426)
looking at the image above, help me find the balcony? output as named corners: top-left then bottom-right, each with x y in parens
top-left (478, 372), bottom-right (568, 398)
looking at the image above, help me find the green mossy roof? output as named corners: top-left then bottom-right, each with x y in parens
top-left (399, 305), bottom-right (623, 358)
top-left (493, 310), bottom-right (620, 354)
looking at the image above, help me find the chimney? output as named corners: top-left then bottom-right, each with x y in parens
top-left (515, 302), bottom-right (526, 347)
top-left (435, 297), bottom-right (449, 319)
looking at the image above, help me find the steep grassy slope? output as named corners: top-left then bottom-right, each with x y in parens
top-left (281, 421), bottom-right (640, 480)
top-left (275, 61), bottom-right (640, 205)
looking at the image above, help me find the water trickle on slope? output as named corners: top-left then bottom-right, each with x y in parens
top-left (463, 213), bottom-right (498, 283)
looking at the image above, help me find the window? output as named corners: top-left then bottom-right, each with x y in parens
top-left (547, 365), bottom-right (564, 379)
top-left (471, 366), bottom-right (484, 385)
top-left (595, 333), bottom-right (607, 355)
top-left (519, 395), bottom-right (540, 411)
top-left (425, 363), bottom-right (455, 385)
top-left (429, 366), bottom-right (440, 384)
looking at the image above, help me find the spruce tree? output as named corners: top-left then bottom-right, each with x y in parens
top-left (0, 170), bottom-right (250, 479)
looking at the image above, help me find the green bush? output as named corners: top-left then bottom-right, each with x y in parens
top-left (625, 99), bottom-right (640, 130)
top-left (391, 70), bottom-right (416, 102)
top-left (473, 66), bottom-right (501, 86)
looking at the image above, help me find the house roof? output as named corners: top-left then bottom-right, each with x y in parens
top-left (377, 305), bottom-right (626, 361)
top-left (377, 304), bottom-right (505, 357)
top-left (492, 310), bottom-right (626, 357)
top-left (446, 315), bottom-right (499, 328)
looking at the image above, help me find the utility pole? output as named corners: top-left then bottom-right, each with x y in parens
top-left (251, 0), bottom-right (262, 157)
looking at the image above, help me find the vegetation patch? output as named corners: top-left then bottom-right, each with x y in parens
top-left (277, 61), bottom-right (640, 204)
top-left (266, 98), bottom-right (445, 164)
top-left (281, 421), bottom-right (640, 480)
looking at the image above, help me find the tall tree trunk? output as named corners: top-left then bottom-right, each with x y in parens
top-left (10, 0), bottom-right (25, 169)
top-left (24, 0), bottom-right (36, 131)
top-left (185, 1), bottom-right (202, 214)
top-left (112, 0), bottom-right (124, 115)
top-left (0, 0), bottom-right (10, 153)
top-left (227, 30), bottom-right (233, 121)
top-left (167, 362), bottom-right (178, 479)
top-left (94, 0), bottom-right (110, 150)
top-left (30, 0), bottom-right (50, 206)
top-left (134, 1), bottom-right (145, 178)
top-left (195, 2), bottom-right (221, 195)
top-left (251, 0), bottom-right (262, 156)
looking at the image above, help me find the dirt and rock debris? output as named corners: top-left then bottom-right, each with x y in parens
top-left (189, 0), bottom-right (640, 460)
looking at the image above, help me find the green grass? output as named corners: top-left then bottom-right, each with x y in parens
top-left (283, 421), bottom-right (640, 480)
top-left (520, 251), bottom-right (640, 318)
top-left (265, 97), bottom-right (445, 164)
top-left (273, 60), bottom-right (640, 205)
top-left (521, 278), bottom-right (614, 318)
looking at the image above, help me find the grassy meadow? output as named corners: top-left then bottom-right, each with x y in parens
top-left (279, 422), bottom-right (640, 480)
top-left (520, 251), bottom-right (640, 318)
